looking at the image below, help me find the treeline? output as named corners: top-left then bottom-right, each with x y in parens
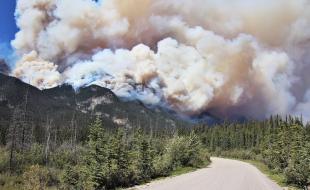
top-left (197, 116), bottom-right (310, 188)
top-left (2, 106), bottom-right (310, 189)
top-left (0, 117), bottom-right (209, 190)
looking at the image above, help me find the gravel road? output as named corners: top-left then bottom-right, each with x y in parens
top-left (131, 157), bottom-right (283, 190)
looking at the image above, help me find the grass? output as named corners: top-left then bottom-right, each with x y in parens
top-left (2, 165), bottom-right (210, 190)
top-left (170, 166), bottom-right (199, 176)
top-left (0, 173), bottom-right (23, 190)
top-left (245, 160), bottom-right (286, 186)
top-left (242, 160), bottom-right (300, 190)
top-left (127, 158), bottom-right (212, 189)
top-left (126, 161), bottom-right (211, 190)
top-left (125, 167), bottom-right (199, 190)
top-left (213, 154), bottom-right (302, 190)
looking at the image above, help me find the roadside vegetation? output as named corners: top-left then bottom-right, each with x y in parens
top-left (0, 117), bottom-right (210, 190)
top-left (1, 113), bottom-right (309, 190)
top-left (197, 116), bottom-right (310, 189)
top-left (245, 160), bottom-right (299, 190)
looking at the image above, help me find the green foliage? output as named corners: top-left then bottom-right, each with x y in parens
top-left (214, 149), bottom-right (257, 160)
top-left (83, 116), bottom-right (110, 189)
top-left (152, 153), bottom-right (172, 177)
top-left (61, 165), bottom-right (82, 190)
top-left (63, 118), bottom-right (210, 189)
top-left (24, 143), bottom-right (45, 166)
top-left (50, 143), bottom-right (84, 169)
top-left (1, 114), bottom-right (309, 189)
top-left (284, 142), bottom-right (310, 187)
top-left (1, 116), bottom-right (210, 190)
top-left (0, 147), bottom-right (9, 172)
top-left (137, 138), bottom-right (154, 180)
top-left (201, 115), bottom-right (310, 188)
top-left (0, 174), bottom-right (23, 190)
top-left (0, 143), bottom-right (45, 174)
top-left (163, 133), bottom-right (204, 169)
top-left (245, 160), bottom-right (287, 187)
top-left (22, 165), bottom-right (50, 190)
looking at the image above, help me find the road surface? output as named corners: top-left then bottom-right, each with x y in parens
top-left (131, 157), bottom-right (283, 190)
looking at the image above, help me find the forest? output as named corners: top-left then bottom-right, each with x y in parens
top-left (0, 116), bottom-right (209, 190)
top-left (0, 115), bottom-right (310, 189)
top-left (198, 116), bottom-right (310, 188)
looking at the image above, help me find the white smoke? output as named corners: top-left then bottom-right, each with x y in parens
top-left (13, 51), bottom-right (61, 89)
top-left (11, 0), bottom-right (310, 120)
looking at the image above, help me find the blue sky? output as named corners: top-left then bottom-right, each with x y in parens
top-left (0, 1), bottom-right (18, 43)
top-left (0, 0), bottom-right (99, 64)
top-left (0, 0), bottom-right (18, 62)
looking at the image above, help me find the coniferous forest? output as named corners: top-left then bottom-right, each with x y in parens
top-left (0, 115), bottom-right (310, 189)
top-left (0, 116), bottom-right (209, 190)
top-left (198, 116), bottom-right (310, 188)
top-left (2, 0), bottom-right (310, 189)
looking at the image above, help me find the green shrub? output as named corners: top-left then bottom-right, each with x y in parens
top-left (0, 174), bottom-right (23, 190)
top-left (0, 147), bottom-right (9, 172)
top-left (22, 165), bottom-right (49, 190)
top-left (152, 154), bottom-right (172, 177)
top-left (60, 165), bottom-right (88, 190)
top-left (284, 146), bottom-right (310, 187)
top-left (164, 136), bottom-right (188, 169)
top-left (161, 133), bottom-right (207, 172)
top-left (285, 161), bottom-right (308, 187)
top-left (24, 143), bottom-right (45, 165)
top-left (22, 165), bottom-right (60, 190)
top-left (212, 149), bottom-right (257, 160)
top-left (50, 144), bottom-right (83, 169)
top-left (186, 132), bottom-right (205, 167)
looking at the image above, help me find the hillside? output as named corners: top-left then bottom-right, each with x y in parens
top-left (0, 60), bottom-right (9, 75)
top-left (0, 73), bottom-right (190, 144)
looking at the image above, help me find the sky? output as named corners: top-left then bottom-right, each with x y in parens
top-left (2, 0), bottom-right (310, 120)
top-left (0, 0), bottom-right (96, 62)
top-left (0, 0), bottom-right (18, 43)
top-left (0, 0), bottom-right (18, 62)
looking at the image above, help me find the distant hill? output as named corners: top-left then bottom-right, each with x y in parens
top-left (0, 60), bottom-right (9, 74)
top-left (0, 73), bottom-right (191, 144)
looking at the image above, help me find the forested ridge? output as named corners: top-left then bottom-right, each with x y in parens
top-left (1, 114), bottom-right (310, 189)
top-left (0, 74), bottom-right (309, 189)
top-left (0, 73), bottom-right (206, 190)
top-left (2, 0), bottom-right (310, 189)
top-left (198, 116), bottom-right (310, 188)
top-left (0, 73), bottom-right (191, 147)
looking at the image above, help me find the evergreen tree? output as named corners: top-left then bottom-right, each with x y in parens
top-left (84, 116), bottom-right (109, 189)
top-left (138, 137), bottom-right (153, 181)
top-left (107, 128), bottom-right (131, 187)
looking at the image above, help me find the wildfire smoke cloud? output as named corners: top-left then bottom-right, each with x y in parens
top-left (11, 0), bottom-right (310, 120)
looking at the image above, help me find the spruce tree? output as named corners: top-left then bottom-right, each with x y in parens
top-left (84, 116), bottom-right (109, 189)
top-left (138, 137), bottom-right (153, 181)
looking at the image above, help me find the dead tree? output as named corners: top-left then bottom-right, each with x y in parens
top-left (20, 87), bottom-right (30, 153)
top-left (44, 117), bottom-right (52, 165)
top-left (7, 87), bottom-right (31, 173)
top-left (8, 106), bottom-right (25, 173)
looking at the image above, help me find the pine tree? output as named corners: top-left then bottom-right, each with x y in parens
top-left (84, 116), bottom-right (109, 189)
top-left (138, 137), bottom-right (153, 181)
top-left (109, 128), bottom-right (131, 187)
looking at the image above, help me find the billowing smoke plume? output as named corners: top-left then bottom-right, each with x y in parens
top-left (13, 51), bottom-right (61, 88)
top-left (11, 0), bottom-right (310, 120)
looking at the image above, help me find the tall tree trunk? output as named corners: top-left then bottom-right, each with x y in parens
top-left (45, 118), bottom-right (51, 165)
top-left (9, 124), bottom-right (16, 174)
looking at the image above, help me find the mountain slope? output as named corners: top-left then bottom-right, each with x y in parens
top-left (0, 73), bottom-right (190, 144)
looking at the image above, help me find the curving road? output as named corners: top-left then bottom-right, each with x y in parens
top-left (131, 157), bottom-right (283, 190)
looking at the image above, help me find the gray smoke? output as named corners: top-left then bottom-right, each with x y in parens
top-left (11, 0), bottom-right (310, 120)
